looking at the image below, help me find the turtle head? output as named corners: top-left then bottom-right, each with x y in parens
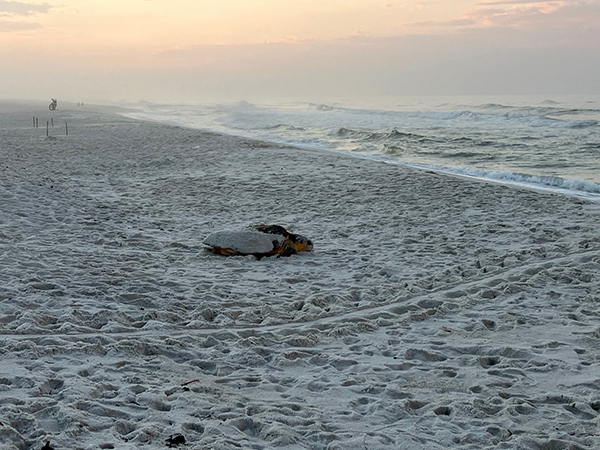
top-left (288, 233), bottom-right (314, 253)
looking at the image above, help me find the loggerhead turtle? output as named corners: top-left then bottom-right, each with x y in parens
top-left (203, 224), bottom-right (313, 258)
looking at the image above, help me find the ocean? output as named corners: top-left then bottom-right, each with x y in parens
top-left (121, 95), bottom-right (600, 199)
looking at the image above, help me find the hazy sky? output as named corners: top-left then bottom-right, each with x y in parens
top-left (1, 0), bottom-right (599, 102)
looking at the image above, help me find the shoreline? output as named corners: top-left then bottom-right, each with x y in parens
top-left (2, 101), bottom-right (600, 449)
top-left (14, 97), bottom-right (597, 201)
top-left (119, 99), bottom-right (600, 200)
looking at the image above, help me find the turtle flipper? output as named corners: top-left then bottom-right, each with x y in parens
top-left (211, 246), bottom-right (245, 256)
top-left (274, 240), bottom-right (298, 257)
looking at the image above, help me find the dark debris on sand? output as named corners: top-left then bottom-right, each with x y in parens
top-left (166, 433), bottom-right (186, 447)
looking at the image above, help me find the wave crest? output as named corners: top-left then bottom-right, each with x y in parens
top-left (429, 166), bottom-right (600, 195)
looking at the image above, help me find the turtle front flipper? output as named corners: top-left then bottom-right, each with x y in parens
top-left (274, 239), bottom-right (298, 257)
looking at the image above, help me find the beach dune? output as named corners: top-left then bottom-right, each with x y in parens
top-left (1, 101), bottom-right (600, 449)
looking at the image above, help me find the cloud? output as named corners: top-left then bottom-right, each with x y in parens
top-left (408, 0), bottom-right (600, 30)
top-left (2, 22), bottom-right (599, 101)
top-left (481, 1), bottom-right (600, 28)
top-left (0, 1), bottom-right (52, 34)
top-left (479, 0), bottom-right (565, 5)
top-left (409, 18), bottom-right (479, 27)
top-left (384, 2), bottom-right (430, 9)
top-left (111, 25), bottom-right (600, 100)
top-left (0, 19), bottom-right (41, 31)
top-left (154, 23), bottom-right (599, 76)
top-left (0, 0), bottom-right (52, 17)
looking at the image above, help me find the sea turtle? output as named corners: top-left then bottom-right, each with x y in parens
top-left (203, 224), bottom-right (313, 258)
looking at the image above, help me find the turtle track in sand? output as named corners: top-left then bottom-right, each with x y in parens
top-left (3, 245), bottom-right (599, 450)
top-left (3, 248), bottom-right (598, 343)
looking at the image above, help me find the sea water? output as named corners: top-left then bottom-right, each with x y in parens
top-left (121, 95), bottom-right (600, 199)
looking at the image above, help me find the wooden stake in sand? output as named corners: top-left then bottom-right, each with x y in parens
top-left (33, 117), bottom-right (35, 127)
top-left (65, 122), bottom-right (69, 136)
top-left (46, 121), bottom-right (49, 137)
top-left (51, 118), bottom-right (54, 127)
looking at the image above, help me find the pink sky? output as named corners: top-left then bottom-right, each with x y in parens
top-left (1, 0), bottom-right (599, 102)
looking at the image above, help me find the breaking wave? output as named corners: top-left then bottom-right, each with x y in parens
top-left (421, 166), bottom-right (600, 196)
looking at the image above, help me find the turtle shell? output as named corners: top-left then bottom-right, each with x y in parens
top-left (203, 229), bottom-right (285, 255)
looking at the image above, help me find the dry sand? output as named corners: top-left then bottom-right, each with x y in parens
top-left (1, 101), bottom-right (600, 449)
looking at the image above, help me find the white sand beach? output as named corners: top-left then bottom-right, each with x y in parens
top-left (1, 101), bottom-right (600, 450)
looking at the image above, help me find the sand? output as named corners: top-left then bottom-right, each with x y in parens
top-left (1, 100), bottom-right (600, 450)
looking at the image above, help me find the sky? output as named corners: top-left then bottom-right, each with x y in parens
top-left (1, 0), bottom-right (599, 102)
